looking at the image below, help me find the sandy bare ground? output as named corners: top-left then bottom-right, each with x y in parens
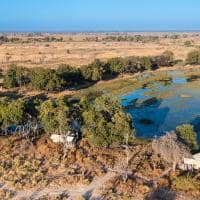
top-left (0, 171), bottom-right (116, 200)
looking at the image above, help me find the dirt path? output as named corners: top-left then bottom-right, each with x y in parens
top-left (0, 171), bottom-right (116, 200)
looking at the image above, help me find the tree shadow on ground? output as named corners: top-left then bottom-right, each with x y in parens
top-left (0, 90), bottom-right (23, 99)
top-left (144, 187), bottom-right (176, 200)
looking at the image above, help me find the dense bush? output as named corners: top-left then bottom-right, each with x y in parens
top-left (0, 98), bottom-right (26, 126)
top-left (151, 51), bottom-right (174, 67)
top-left (0, 93), bottom-right (136, 148)
top-left (175, 124), bottom-right (198, 151)
top-left (81, 95), bottom-right (135, 147)
top-left (139, 56), bottom-right (152, 70)
top-left (81, 59), bottom-right (107, 81)
top-left (107, 57), bottom-right (125, 74)
top-left (29, 68), bottom-right (63, 91)
top-left (3, 66), bottom-right (30, 88)
top-left (57, 64), bottom-right (83, 86)
top-left (126, 56), bottom-right (152, 72)
top-left (3, 68), bottom-right (18, 88)
top-left (186, 50), bottom-right (200, 65)
top-left (107, 56), bottom-right (152, 74)
top-left (39, 97), bottom-right (72, 134)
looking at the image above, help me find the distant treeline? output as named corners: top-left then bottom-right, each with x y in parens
top-left (102, 35), bottom-right (159, 42)
top-left (1, 33), bottom-right (199, 44)
top-left (1, 51), bottom-right (175, 91)
top-left (83, 34), bottom-right (199, 42)
top-left (84, 35), bottom-right (160, 42)
top-left (0, 36), bottom-right (64, 44)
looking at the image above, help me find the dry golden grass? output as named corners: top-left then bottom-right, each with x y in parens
top-left (0, 32), bottom-right (200, 69)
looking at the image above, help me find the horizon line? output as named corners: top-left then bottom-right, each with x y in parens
top-left (1, 29), bottom-right (200, 34)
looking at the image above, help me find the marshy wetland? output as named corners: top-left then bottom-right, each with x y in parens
top-left (121, 70), bottom-right (200, 140)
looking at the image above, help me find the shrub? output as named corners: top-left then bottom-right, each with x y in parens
top-left (57, 64), bottom-right (83, 86)
top-left (123, 56), bottom-right (140, 73)
top-left (163, 50), bottom-right (174, 63)
top-left (81, 59), bottom-right (106, 81)
top-left (175, 124), bottom-right (198, 151)
top-left (0, 98), bottom-right (26, 126)
top-left (3, 66), bottom-right (30, 88)
top-left (3, 67), bottom-right (18, 88)
top-left (186, 50), bottom-right (200, 65)
top-left (29, 68), bottom-right (63, 91)
top-left (151, 51), bottom-right (174, 67)
top-left (107, 57), bottom-right (124, 74)
top-left (139, 56), bottom-right (152, 70)
top-left (81, 95), bottom-right (135, 147)
top-left (39, 97), bottom-right (71, 134)
top-left (184, 40), bottom-right (192, 47)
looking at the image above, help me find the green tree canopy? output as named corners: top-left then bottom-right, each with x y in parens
top-left (186, 50), bottom-right (200, 65)
top-left (29, 68), bottom-right (63, 91)
top-left (81, 95), bottom-right (135, 147)
top-left (81, 59), bottom-right (106, 81)
top-left (107, 57), bottom-right (124, 74)
top-left (3, 66), bottom-right (30, 88)
top-left (57, 64), bottom-right (83, 86)
top-left (39, 97), bottom-right (71, 134)
top-left (0, 98), bottom-right (26, 126)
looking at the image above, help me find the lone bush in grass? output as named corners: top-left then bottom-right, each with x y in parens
top-left (184, 40), bottom-right (192, 47)
top-left (175, 124), bottom-right (198, 151)
top-left (81, 95), bottom-right (135, 147)
top-left (186, 50), bottom-right (200, 65)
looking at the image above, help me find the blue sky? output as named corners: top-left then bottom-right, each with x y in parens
top-left (0, 0), bottom-right (200, 31)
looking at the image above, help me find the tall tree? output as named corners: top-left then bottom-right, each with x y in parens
top-left (81, 95), bottom-right (135, 147)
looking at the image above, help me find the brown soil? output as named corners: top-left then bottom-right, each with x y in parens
top-left (0, 134), bottom-right (199, 199)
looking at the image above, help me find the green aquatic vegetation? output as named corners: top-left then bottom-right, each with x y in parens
top-left (175, 124), bottom-right (198, 151)
top-left (75, 72), bottom-right (172, 97)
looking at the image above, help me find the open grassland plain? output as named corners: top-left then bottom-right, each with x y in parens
top-left (0, 32), bottom-right (200, 68)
